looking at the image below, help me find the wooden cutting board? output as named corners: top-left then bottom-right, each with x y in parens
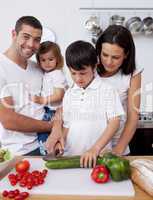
top-left (0, 158), bottom-right (135, 197)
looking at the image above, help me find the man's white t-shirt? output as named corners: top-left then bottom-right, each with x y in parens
top-left (41, 69), bottom-right (67, 110)
top-left (0, 53), bottom-right (44, 155)
top-left (100, 67), bottom-right (143, 155)
top-left (63, 76), bottom-right (125, 156)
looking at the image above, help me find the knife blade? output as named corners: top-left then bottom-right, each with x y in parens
top-left (42, 148), bottom-right (64, 161)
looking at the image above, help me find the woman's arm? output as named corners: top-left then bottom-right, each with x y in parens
top-left (112, 73), bottom-right (141, 155)
top-left (31, 88), bottom-right (65, 105)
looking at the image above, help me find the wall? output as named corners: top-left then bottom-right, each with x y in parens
top-left (0, 0), bottom-right (153, 111)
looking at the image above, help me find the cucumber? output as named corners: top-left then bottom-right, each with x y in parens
top-left (45, 155), bottom-right (105, 169)
top-left (45, 156), bottom-right (81, 169)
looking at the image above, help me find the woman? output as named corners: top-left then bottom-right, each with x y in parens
top-left (96, 25), bottom-right (143, 155)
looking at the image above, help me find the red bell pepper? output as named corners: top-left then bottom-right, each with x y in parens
top-left (91, 165), bottom-right (109, 183)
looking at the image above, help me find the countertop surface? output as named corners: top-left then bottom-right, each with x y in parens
top-left (0, 156), bottom-right (153, 200)
top-left (137, 121), bottom-right (153, 128)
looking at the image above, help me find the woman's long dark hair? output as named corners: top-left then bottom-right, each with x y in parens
top-left (96, 25), bottom-right (136, 75)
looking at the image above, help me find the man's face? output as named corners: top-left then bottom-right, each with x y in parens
top-left (69, 66), bottom-right (95, 89)
top-left (12, 24), bottom-right (42, 59)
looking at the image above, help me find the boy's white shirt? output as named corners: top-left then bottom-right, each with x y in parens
top-left (41, 69), bottom-right (68, 110)
top-left (63, 75), bottom-right (125, 156)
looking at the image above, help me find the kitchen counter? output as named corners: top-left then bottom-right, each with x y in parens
top-left (0, 156), bottom-right (153, 200)
top-left (137, 121), bottom-right (153, 128)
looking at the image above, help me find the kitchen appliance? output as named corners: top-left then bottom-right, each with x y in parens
top-left (0, 158), bottom-right (135, 196)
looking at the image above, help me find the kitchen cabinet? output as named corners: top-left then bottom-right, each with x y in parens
top-left (129, 128), bottom-right (153, 155)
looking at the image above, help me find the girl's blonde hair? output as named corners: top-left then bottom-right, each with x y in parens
top-left (36, 41), bottom-right (64, 69)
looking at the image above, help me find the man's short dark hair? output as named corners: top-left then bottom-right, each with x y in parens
top-left (65, 40), bottom-right (97, 70)
top-left (15, 16), bottom-right (42, 34)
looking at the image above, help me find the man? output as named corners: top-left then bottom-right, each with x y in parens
top-left (0, 16), bottom-right (53, 155)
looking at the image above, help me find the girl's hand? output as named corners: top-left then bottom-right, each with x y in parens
top-left (30, 95), bottom-right (46, 105)
top-left (80, 147), bottom-right (99, 168)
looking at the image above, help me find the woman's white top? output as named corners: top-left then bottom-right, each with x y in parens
top-left (100, 67), bottom-right (143, 155)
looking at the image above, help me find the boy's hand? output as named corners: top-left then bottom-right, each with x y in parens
top-left (80, 147), bottom-right (99, 168)
top-left (54, 142), bottom-right (64, 157)
top-left (45, 131), bottom-right (65, 154)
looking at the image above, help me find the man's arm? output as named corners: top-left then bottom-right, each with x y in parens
top-left (0, 97), bottom-right (52, 133)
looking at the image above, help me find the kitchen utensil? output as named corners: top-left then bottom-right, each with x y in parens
top-left (0, 157), bottom-right (135, 196)
top-left (85, 16), bottom-right (100, 33)
top-left (41, 26), bottom-right (56, 42)
top-left (125, 17), bottom-right (143, 35)
top-left (142, 16), bottom-right (153, 35)
top-left (43, 149), bottom-right (64, 161)
top-left (110, 15), bottom-right (125, 26)
top-left (85, 15), bottom-right (103, 44)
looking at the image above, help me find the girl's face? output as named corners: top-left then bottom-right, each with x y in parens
top-left (100, 43), bottom-right (127, 76)
top-left (39, 50), bottom-right (57, 72)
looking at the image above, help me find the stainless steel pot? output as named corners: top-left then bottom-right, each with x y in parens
top-left (142, 17), bottom-right (153, 35)
top-left (85, 16), bottom-right (103, 44)
top-left (110, 15), bottom-right (125, 26)
top-left (125, 17), bottom-right (143, 35)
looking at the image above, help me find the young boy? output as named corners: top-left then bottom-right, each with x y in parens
top-left (47, 40), bottom-right (124, 167)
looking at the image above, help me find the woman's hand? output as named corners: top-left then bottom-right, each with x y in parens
top-left (80, 147), bottom-right (99, 168)
top-left (112, 146), bottom-right (124, 156)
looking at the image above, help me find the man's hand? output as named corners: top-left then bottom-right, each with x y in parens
top-left (80, 147), bottom-right (99, 168)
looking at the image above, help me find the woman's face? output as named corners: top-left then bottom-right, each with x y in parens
top-left (100, 43), bottom-right (127, 76)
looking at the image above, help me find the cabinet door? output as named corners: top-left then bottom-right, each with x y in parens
top-left (129, 128), bottom-right (153, 155)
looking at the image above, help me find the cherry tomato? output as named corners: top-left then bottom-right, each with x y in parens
top-left (8, 190), bottom-right (16, 198)
top-left (15, 160), bottom-right (30, 173)
top-left (2, 190), bottom-right (9, 197)
top-left (20, 191), bottom-right (29, 198)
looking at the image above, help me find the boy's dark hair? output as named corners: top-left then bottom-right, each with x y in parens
top-left (96, 25), bottom-right (136, 75)
top-left (36, 41), bottom-right (64, 69)
top-left (15, 16), bottom-right (42, 34)
top-left (65, 40), bottom-right (97, 70)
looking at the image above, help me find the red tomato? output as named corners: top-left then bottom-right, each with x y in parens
top-left (15, 160), bottom-right (30, 173)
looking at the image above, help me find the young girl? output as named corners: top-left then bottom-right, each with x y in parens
top-left (31, 41), bottom-right (68, 144)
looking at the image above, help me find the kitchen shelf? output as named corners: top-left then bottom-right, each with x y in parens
top-left (80, 7), bottom-right (153, 11)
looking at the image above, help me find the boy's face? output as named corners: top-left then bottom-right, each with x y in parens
top-left (69, 66), bottom-right (95, 89)
top-left (12, 24), bottom-right (42, 60)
